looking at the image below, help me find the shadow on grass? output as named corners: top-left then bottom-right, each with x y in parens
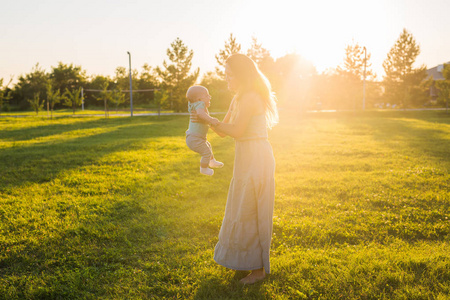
top-left (0, 197), bottom-right (168, 299)
top-left (0, 115), bottom-right (188, 191)
top-left (337, 111), bottom-right (450, 167)
top-left (0, 115), bottom-right (189, 141)
top-left (193, 271), bottom-right (267, 300)
top-left (0, 117), bottom-right (121, 142)
top-left (303, 110), bottom-right (450, 124)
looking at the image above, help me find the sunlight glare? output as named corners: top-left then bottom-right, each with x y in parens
top-left (231, 0), bottom-right (391, 75)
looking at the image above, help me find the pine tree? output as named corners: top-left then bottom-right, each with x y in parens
top-left (156, 38), bottom-right (199, 112)
top-left (337, 43), bottom-right (373, 81)
top-left (383, 28), bottom-right (428, 107)
top-left (200, 71), bottom-right (233, 110)
top-left (246, 36), bottom-right (277, 84)
top-left (247, 36), bottom-right (271, 67)
top-left (215, 33), bottom-right (242, 78)
top-left (335, 43), bottom-right (374, 109)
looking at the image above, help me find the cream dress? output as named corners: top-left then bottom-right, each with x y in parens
top-left (213, 113), bottom-right (275, 274)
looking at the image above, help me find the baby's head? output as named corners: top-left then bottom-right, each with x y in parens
top-left (186, 85), bottom-right (211, 107)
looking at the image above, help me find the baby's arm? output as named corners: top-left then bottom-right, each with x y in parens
top-left (195, 107), bottom-right (210, 120)
top-left (196, 108), bottom-right (226, 137)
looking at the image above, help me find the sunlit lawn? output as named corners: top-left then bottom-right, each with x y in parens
top-left (0, 110), bottom-right (449, 299)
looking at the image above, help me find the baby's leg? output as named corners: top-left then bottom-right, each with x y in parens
top-left (206, 141), bottom-right (224, 168)
top-left (198, 142), bottom-right (213, 175)
top-left (206, 141), bottom-right (217, 161)
top-left (187, 135), bottom-right (211, 163)
top-left (186, 135), bottom-right (213, 175)
top-left (199, 142), bottom-right (213, 168)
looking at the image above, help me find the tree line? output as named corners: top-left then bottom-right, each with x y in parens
top-left (1, 29), bottom-right (448, 115)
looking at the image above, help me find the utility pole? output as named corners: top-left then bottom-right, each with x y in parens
top-left (81, 87), bottom-right (84, 111)
top-left (127, 51), bottom-right (133, 117)
top-left (363, 46), bottom-right (367, 110)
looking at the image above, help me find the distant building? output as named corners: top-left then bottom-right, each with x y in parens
top-left (427, 62), bottom-right (449, 101)
top-left (427, 62), bottom-right (449, 81)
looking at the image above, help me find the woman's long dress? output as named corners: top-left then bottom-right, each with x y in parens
top-left (214, 114), bottom-right (275, 274)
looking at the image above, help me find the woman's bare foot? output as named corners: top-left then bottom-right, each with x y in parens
top-left (233, 270), bottom-right (250, 280)
top-left (239, 268), bottom-right (265, 284)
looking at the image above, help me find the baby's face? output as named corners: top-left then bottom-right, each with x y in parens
top-left (199, 91), bottom-right (211, 108)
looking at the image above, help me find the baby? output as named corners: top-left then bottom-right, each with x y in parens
top-left (186, 85), bottom-right (224, 176)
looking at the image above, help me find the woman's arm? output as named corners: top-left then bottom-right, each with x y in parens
top-left (193, 97), bottom-right (235, 137)
top-left (209, 93), bottom-right (262, 139)
top-left (221, 97), bottom-right (235, 124)
top-left (210, 125), bottom-right (227, 137)
top-left (209, 97), bottom-right (236, 137)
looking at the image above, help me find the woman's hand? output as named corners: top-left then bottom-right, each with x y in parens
top-left (190, 109), bottom-right (209, 123)
top-left (210, 118), bottom-right (220, 126)
top-left (191, 108), bottom-right (218, 125)
top-left (190, 109), bottom-right (201, 123)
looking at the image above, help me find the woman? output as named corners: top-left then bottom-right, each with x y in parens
top-left (195, 53), bottom-right (278, 284)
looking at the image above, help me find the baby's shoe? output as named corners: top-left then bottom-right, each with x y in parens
top-left (200, 167), bottom-right (214, 176)
top-left (209, 159), bottom-right (224, 168)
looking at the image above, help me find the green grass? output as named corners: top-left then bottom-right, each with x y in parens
top-left (0, 110), bottom-right (449, 299)
top-left (0, 108), bottom-right (175, 117)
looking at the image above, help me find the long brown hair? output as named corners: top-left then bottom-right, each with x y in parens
top-left (226, 53), bottom-right (278, 129)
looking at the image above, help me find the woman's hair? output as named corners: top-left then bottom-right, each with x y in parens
top-left (226, 53), bottom-right (278, 129)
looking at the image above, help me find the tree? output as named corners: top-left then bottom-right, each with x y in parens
top-left (247, 36), bottom-right (271, 67)
top-left (338, 43), bottom-right (374, 80)
top-left (96, 82), bottom-right (110, 118)
top-left (12, 63), bottom-right (49, 109)
top-left (436, 64), bottom-right (450, 109)
top-left (137, 64), bottom-right (159, 105)
top-left (215, 33), bottom-right (242, 78)
top-left (110, 89), bottom-right (126, 113)
top-left (153, 89), bottom-right (169, 117)
top-left (156, 38), bottom-right (199, 112)
top-left (46, 80), bottom-right (61, 119)
top-left (334, 43), bottom-right (375, 109)
top-left (200, 71), bottom-right (233, 110)
top-left (0, 78), bottom-right (12, 114)
top-left (50, 62), bottom-right (86, 96)
top-left (246, 36), bottom-right (277, 87)
top-left (114, 66), bottom-right (129, 91)
top-left (84, 75), bottom-right (114, 107)
top-left (383, 28), bottom-right (429, 107)
top-left (273, 53), bottom-right (317, 110)
top-left (27, 92), bottom-right (44, 115)
top-left (114, 64), bottom-right (158, 107)
top-left (63, 87), bottom-right (83, 114)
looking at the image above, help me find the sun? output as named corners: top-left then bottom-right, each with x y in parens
top-left (231, 0), bottom-right (390, 74)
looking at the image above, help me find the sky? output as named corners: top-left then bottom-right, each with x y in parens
top-left (1, 0), bottom-right (450, 84)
